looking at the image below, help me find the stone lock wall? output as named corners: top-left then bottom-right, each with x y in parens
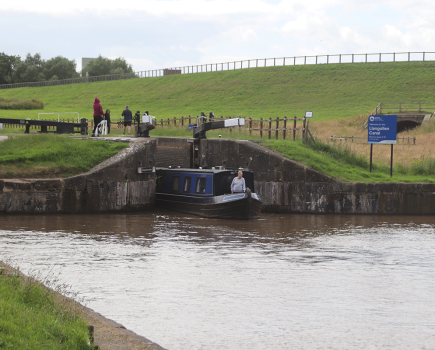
top-left (2, 136), bottom-right (435, 215)
top-left (0, 139), bottom-right (157, 214)
top-left (199, 139), bottom-right (435, 215)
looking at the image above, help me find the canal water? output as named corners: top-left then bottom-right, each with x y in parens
top-left (1, 212), bottom-right (435, 350)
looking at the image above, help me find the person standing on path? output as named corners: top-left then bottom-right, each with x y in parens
top-left (231, 171), bottom-right (246, 193)
top-left (92, 97), bottom-right (104, 137)
top-left (105, 109), bottom-right (111, 134)
top-left (122, 105), bottom-right (133, 135)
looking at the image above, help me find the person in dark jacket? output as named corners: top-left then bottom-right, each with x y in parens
top-left (105, 109), bottom-right (111, 134)
top-left (121, 105), bottom-right (133, 135)
top-left (92, 97), bottom-right (104, 137)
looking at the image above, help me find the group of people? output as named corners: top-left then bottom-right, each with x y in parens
top-left (92, 97), bottom-right (133, 137)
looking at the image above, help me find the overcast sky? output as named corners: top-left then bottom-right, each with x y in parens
top-left (1, 0), bottom-right (434, 73)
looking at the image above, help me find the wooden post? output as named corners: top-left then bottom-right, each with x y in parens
top-left (283, 117), bottom-right (287, 140)
top-left (189, 115), bottom-right (191, 125)
top-left (302, 117), bottom-right (306, 142)
top-left (173, 117), bottom-right (176, 127)
top-left (167, 118), bottom-right (170, 127)
top-left (293, 117), bottom-right (296, 141)
top-left (268, 118), bottom-right (272, 140)
top-left (249, 118), bottom-right (252, 137)
top-left (275, 117), bottom-right (279, 139)
top-left (260, 118), bottom-right (263, 138)
top-left (181, 116), bottom-right (184, 126)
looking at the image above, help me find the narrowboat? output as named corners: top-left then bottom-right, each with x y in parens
top-left (156, 167), bottom-right (262, 219)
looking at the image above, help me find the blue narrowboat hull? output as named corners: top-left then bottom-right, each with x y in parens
top-left (156, 189), bottom-right (262, 219)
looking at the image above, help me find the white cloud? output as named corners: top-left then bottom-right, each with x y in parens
top-left (1, 0), bottom-right (279, 16)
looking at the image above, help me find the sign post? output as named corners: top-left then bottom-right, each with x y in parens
top-left (367, 115), bottom-right (397, 177)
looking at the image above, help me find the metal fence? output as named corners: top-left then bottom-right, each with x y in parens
top-left (1, 51), bottom-right (434, 90)
top-left (371, 103), bottom-right (435, 115)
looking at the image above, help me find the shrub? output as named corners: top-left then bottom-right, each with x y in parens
top-left (0, 98), bottom-right (43, 110)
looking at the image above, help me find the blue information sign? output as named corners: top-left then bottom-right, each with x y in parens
top-left (367, 115), bottom-right (397, 144)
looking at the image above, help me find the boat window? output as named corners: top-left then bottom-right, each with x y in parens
top-left (195, 177), bottom-right (206, 194)
top-left (183, 177), bottom-right (191, 192)
top-left (172, 176), bottom-right (180, 191)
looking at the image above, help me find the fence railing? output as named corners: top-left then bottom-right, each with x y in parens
top-left (1, 51), bottom-right (434, 90)
top-left (1, 115), bottom-right (310, 140)
top-left (331, 136), bottom-right (416, 144)
top-left (156, 115), bottom-right (310, 141)
top-left (371, 103), bottom-right (435, 115)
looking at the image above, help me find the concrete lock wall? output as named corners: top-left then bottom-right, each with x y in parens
top-left (199, 139), bottom-right (435, 215)
top-left (0, 139), bottom-right (156, 214)
top-left (2, 137), bottom-right (435, 215)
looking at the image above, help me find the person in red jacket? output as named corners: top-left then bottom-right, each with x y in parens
top-left (92, 97), bottom-right (104, 137)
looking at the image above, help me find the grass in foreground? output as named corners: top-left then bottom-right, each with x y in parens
top-left (0, 134), bottom-right (128, 178)
top-left (0, 263), bottom-right (92, 350)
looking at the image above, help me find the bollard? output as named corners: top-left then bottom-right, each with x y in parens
top-left (80, 118), bottom-right (88, 135)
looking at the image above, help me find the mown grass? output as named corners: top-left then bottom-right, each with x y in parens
top-left (0, 61), bottom-right (435, 121)
top-left (0, 134), bottom-right (128, 178)
top-left (1, 60), bottom-right (435, 182)
top-left (0, 262), bottom-right (92, 350)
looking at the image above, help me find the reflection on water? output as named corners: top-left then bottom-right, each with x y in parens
top-left (1, 212), bottom-right (435, 350)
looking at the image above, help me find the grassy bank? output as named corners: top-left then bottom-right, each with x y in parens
top-left (0, 262), bottom-right (92, 350)
top-left (265, 138), bottom-right (435, 183)
top-left (0, 61), bottom-right (435, 121)
top-left (0, 134), bottom-right (128, 178)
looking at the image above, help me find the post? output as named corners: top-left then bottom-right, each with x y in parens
top-left (173, 117), bottom-right (176, 127)
top-left (283, 117), bottom-right (287, 140)
top-left (260, 118), bottom-right (263, 138)
top-left (390, 144), bottom-right (394, 177)
top-left (268, 118), bottom-right (272, 140)
top-left (302, 117), bottom-right (306, 141)
top-left (167, 118), bottom-right (170, 127)
top-left (293, 117), bottom-right (296, 141)
top-left (189, 115), bottom-right (191, 124)
top-left (370, 144), bottom-right (373, 172)
top-left (181, 116), bottom-right (184, 126)
top-left (249, 118), bottom-right (252, 137)
top-left (275, 117), bottom-right (279, 139)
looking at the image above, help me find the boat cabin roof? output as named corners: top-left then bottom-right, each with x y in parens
top-left (156, 167), bottom-right (255, 196)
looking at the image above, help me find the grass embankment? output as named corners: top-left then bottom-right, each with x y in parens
top-left (0, 61), bottom-right (435, 121)
top-left (0, 134), bottom-right (128, 178)
top-left (265, 138), bottom-right (435, 183)
top-left (0, 61), bottom-right (435, 182)
top-left (0, 262), bottom-right (93, 350)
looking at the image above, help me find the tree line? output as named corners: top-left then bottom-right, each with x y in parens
top-left (0, 53), bottom-right (134, 85)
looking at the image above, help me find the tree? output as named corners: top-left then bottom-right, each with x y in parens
top-left (13, 53), bottom-right (45, 83)
top-left (81, 55), bottom-right (134, 76)
top-left (0, 52), bottom-right (21, 84)
top-left (11, 53), bottom-right (79, 83)
top-left (43, 56), bottom-right (79, 80)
